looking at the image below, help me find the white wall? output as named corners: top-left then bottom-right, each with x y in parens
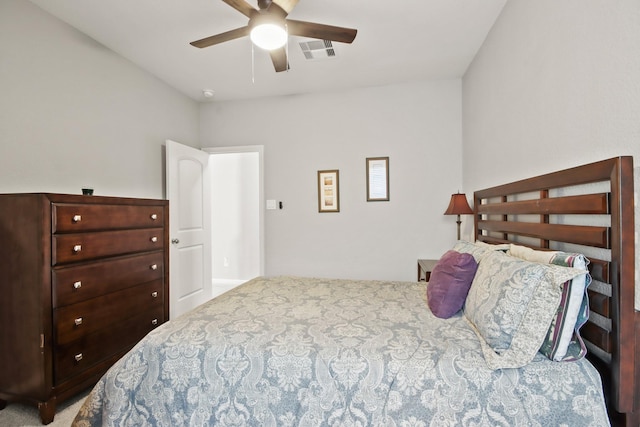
top-left (0, 0), bottom-right (199, 199)
top-left (1, 0), bottom-right (463, 283)
top-left (462, 0), bottom-right (640, 308)
top-left (463, 0), bottom-right (640, 189)
top-left (200, 80), bottom-right (464, 281)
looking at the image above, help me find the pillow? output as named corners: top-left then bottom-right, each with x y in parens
top-left (452, 240), bottom-right (508, 262)
top-left (507, 244), bottom-right (591, 361)
top-left (507, 243), bottom-right (558, 263)
top-left (474, 240), bottom-right (511, 252)
top-left (464, 250), bottom-right (587, 370)
top-left (540, 252), bottom-right (590, 361)
top-left (426, 250), bottom-right (478, 318)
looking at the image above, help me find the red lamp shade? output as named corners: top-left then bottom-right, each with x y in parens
top-left (443, 193), bottom-right (473, 215)
top-left (444, 193), bottom-right (473, 240)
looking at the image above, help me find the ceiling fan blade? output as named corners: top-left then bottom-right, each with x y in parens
top-left (222, 0), bottom-right (258, 18)
top-left (269, 47), bottom-right (289, 72)
top-left (190, 26), bottom-right (250, 48)
top-left (270, 0), bottom-right (299, 15)
top-left (286, 20), bottom-right (357, 44)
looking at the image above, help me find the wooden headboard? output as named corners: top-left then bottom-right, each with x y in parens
top-left (473, 156), bottom-right (638, 427)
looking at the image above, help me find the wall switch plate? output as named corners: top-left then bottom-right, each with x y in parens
top-left (266, 199), bottom-right (277, 210)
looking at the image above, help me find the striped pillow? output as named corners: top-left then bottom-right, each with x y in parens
top-left (540, 252), bottom-right (590, 361)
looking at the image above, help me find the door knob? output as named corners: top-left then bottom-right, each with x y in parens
top-left (171, 238), bottom-right (180, 244)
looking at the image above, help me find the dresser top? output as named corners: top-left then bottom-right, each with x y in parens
top-left (0, 193), bottom-right (168, 206)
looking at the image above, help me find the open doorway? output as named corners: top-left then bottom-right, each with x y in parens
top-left (203, 146), bottom-right (264, 297)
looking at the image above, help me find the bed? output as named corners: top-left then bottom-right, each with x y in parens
top-left (72, 156), bottom-right (638, 426)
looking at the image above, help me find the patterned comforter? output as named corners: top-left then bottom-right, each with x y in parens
top-left (72, 276), bottom-right (610, 426)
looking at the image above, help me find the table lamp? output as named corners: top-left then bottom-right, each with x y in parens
top-left (444, 193), bottom-right (473, 240)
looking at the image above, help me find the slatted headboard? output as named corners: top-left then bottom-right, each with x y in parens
top-left (473, 156), bottom-right (638, 427)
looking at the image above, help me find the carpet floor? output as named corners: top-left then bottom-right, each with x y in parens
top-left (0, 390), bottom-right (89, 426)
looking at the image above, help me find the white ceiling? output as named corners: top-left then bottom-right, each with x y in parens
top-left (29, 0), bottom-right (507, 102)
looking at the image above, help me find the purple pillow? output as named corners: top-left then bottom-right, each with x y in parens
top-left (427, 250), bottom-right (478, 318)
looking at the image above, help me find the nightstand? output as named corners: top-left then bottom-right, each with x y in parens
top-left (417, 259), bottom-right (438, 282)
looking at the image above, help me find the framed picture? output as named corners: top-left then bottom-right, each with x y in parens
top-left (366, 157), bottom-right (389, 201)
top-left (317, 169), bottom-right (340, 212)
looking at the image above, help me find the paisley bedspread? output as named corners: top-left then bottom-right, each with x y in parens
top-left (72, 276), bottom-right (610, 426)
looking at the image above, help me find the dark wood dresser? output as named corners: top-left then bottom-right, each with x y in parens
top-left (0, 193), bottom-right (169, 424)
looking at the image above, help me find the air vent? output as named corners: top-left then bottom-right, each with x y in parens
top-left (299, 40), bottom-right (336, 60)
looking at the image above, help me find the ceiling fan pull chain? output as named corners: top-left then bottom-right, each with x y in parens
top-left (251, 43), bottom-right (255, 84)
top-left (285, 23), bottom-right (289, 72)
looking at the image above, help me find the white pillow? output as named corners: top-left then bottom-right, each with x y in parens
top-left (507, 243), bottom-right (558, 263)
top-left (452, 240), bottom-right (508, 262)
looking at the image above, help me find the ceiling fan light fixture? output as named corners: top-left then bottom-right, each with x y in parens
top-left (250, 23), bottom-right (287, 50)
top-left (190, 0), bottom-right (357, 72)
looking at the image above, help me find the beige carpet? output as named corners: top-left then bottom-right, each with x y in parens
top-left (0, 390), bottom-right (89, 427)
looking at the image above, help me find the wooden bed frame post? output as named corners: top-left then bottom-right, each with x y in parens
top-left (610, 157), bottom-right (638, 426)
top-left (610, 157), bottom-right (634, 414)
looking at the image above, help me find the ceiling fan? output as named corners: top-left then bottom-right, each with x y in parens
top-left (190, 0), bottom-right (357, 72)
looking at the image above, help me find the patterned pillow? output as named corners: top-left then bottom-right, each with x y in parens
top-left (507, 244), bottom-right (591, 361)
top-left (464, 250), bottom-right (586, 370)
top-left (426, 250), bottom-right (478, 319)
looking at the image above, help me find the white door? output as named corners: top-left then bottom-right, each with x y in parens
top-left (166, 140), bottom-right (212, 318)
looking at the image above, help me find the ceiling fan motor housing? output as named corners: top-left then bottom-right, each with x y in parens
top-left (257, 0), bottom-right (272, 10)
top-left (249, 10), bottom-right (285, 30)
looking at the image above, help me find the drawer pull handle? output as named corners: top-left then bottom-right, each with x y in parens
top-left (73, 244), bottom-right (82, 253)
top-left (73, 215), bottom-right (82, 222)
top-left (151, 291), bottom-right (158, 298)
top-left (150, 264), bottom-right (158, 270)
top-left (150, 236), bottom-right (158, 243)
top-left (150, 214), bottom-right (158, 220)
top-left (73, 281), bottom-right (82, 289)
top-left (74, 353), bottom-right (83, 362)
top-left (151, 319), bottom-right (158, 325)
top-left (74, 317), bottom-right (83, 326)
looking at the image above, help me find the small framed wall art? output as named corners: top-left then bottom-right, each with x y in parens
top-left (366, 157), bottom-right (389, 201)
top-left (317, 169), bottom-right (340, 212)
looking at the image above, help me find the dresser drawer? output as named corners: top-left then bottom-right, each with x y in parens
top-left (52, 228), bottom-right (164, 265)
top-left (52, 203), bottom-right (165, 233)
top-left (53, 252), bottom-right (164, 308)
top-left (55, 279), bottom-right (164, 345)
top-left (54, 305), bottom-right (165, 383)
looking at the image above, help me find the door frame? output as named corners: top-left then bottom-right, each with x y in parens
top-left (202, 145), bottom-right (265, 278)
